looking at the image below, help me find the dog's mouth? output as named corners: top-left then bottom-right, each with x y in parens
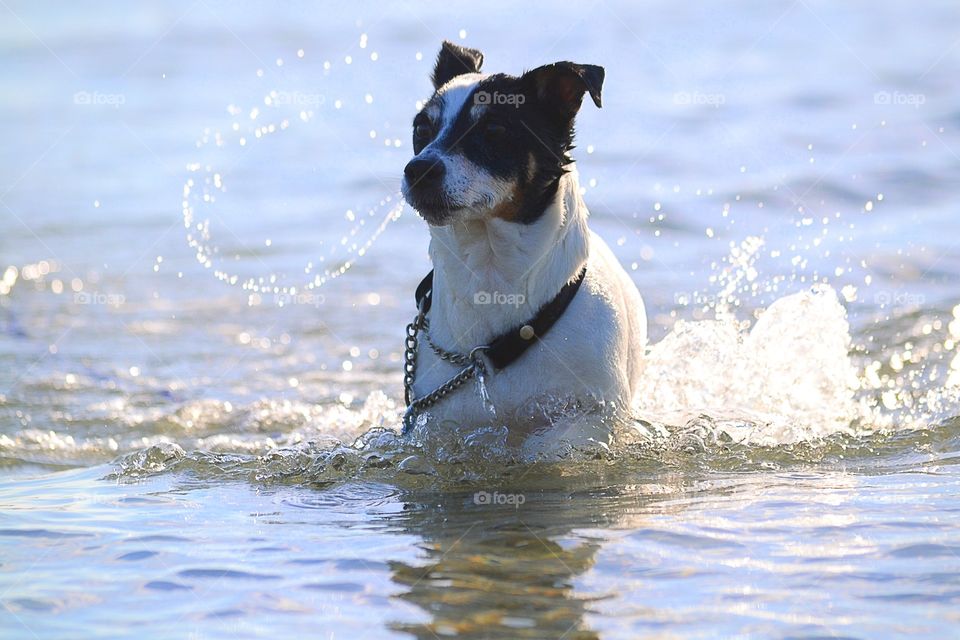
top-left (402, 187), bottom-right (466, 226)
top-left (415, 204), bottom-right (465, 226)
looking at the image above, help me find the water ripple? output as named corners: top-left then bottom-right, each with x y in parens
top-left (177, 568), bottom-right (281, 581)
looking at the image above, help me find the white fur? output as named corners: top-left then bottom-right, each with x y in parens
top-left (434, 73), bottom-right (484, 129)
top-left (410, 167), bottom-right (647, 454)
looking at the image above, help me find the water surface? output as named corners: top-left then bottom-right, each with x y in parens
top-left (2, 1), bottom-right (960, 638)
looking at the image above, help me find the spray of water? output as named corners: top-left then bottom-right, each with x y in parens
top-left (180, 39), bottom-right (404, 306)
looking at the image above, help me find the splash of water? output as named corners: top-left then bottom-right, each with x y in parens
top-left (636, 231), bottom-right (960, 449)
top-left (474, 362), bottom-right (497, 420)
top-left (636, 284), bottom-right (860, 446)
top-left (180, 37), bottom-right (404, 306)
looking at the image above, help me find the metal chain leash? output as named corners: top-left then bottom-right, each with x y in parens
top-left (402, 295), bottom-right (428, 406)
top-left (402, 296), bottom-right (489, 434)
top-left (422, 319), bottom-right (472, 367)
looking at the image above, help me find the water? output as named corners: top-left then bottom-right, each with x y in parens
top-left (3, 1), bottom-right (960, 637)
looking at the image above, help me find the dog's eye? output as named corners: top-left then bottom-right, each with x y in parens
top-left (485, 123), bottom-right (507, 138)
top-left (414, 124), bottom-right (433, 141)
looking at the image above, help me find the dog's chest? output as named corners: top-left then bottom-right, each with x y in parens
top-left (411, 345), bottom-right (561, 429)
top-left (409, 290), bottom-right (618, 429)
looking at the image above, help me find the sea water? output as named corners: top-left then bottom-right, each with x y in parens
top-left (2, 1), bottom-right (960, 638)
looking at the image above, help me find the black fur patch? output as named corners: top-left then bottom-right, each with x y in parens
top-left (432, 41), bottom-right (484, 89)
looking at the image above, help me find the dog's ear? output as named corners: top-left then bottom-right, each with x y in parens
top-left (522, 62), bottom-right (604, 123)
top-left (432, 41), bottom-right (484, 89)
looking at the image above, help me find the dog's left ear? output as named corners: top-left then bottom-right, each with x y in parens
top-left (522, 62), bottom-right (604, 123)
top-left (432, 41), bottom-right (484, 89)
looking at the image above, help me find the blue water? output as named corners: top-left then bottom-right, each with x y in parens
top-left (2, 1), bottom-right (960, 638)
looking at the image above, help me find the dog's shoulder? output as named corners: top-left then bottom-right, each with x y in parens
top-left (579, 231), bottom-right (645, 318)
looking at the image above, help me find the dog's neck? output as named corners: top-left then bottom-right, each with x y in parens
top-left (426, 167), bottom-right (590, 351)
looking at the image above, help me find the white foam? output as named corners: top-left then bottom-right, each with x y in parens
top-left (636, 285), bottom-right (861, 446)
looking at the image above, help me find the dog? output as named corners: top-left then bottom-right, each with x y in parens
top-left (400, 41), bottom-right (647, 455)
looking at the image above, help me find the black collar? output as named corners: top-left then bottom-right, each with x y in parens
top-left (413, 265), bottom-right (587, 370)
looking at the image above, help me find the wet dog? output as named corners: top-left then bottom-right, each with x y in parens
top-left (401, 41), bottom-right (646, 454)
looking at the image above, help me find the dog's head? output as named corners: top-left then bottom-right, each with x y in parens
top-left (402, 41), bottom-right (604, 226)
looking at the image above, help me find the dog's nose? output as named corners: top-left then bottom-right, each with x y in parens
top-left (404, 158), bottom-right (446, 186)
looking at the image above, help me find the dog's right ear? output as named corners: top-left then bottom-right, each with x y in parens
top-left (522, 62), bottom-right (604, 125)
top-left (432, 41), bottom-right (484, 89)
